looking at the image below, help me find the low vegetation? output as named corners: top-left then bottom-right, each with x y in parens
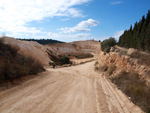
top-left (107, 64), bottom-right (116, 75)
top-left (95, 64), bottom-right (108, 72)
top-left (95, 63), bottom-right (116, 76)
top-left (101, 37), bottom-right (116, 53)
top-left (68, 53), bottom-right (94, 59)
top-left (46, 49), bottom-right (72, 66)
top-left (18, 38), bottom-right (64, 45)
top-left (0, 39), bottom-right (45, 82)
top-left (112, 71), bottom-right (150, 113)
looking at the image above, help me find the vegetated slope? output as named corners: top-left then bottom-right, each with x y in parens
top-left (18, 39), bottom-right (64, 45)
top-left (118, 10), bottom-right (150, 51)
top-left (0, 61), bottom-right (143, 113)
top-left (0, 38), bottom-right (45, 82)
top-left (96, 46), bottom-right (150, 112)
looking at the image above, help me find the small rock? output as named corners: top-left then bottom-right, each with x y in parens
top-left (127, 48), bottom-right (139, 57)
top-left (128, 97), bottom-right (131, 100)
top-left (110, 47), bottom-right (115, 52)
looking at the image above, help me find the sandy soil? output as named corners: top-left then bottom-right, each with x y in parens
top-left (0, 61), bottom-right (143, 113)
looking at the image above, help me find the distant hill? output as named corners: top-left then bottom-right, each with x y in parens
top-left (17, 39), bottom-right (65, 45)
top-left (118, 10), bottom-right (150, 51)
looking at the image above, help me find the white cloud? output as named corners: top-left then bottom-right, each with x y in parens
top-left (110, 1), bottom-right (122, 5)
top-left (114, 30), bottom-right (124, 39)
top-left (60, 18), bottom-right (71, 21)
top-left (0, 0), bottom-right (90, 34)
top-left (33, 32), bottom-right (91, 42)
top-left (59, 19), bottom-right (99, 33)
top-left (47, 32), bottom-right (91, 39)
top-left (95, 30), bottom-right (124, 42)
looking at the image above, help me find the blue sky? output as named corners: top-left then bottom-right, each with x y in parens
top-left (0, 0), bottom-right (150, 42)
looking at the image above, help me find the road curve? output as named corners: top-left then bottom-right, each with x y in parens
top-left (0, 61), bottom-right (143, 113)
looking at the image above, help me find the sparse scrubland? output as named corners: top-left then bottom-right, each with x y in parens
top-left (95, 62), bottom-right (116, 76)
top-left (0, 38), bottom-right (45, 83)
top-left (96, 48), bottom-right (150, 112)
top-left (112, 71), bottom-right (150, 113)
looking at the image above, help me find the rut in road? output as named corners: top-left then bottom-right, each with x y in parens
top-left (0, 61), bottom-right (143, 113)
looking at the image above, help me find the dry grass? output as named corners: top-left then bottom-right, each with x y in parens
top-left (68, 53), bottom-right (94, 59)
top-left (107, 64), bottom-right (116, 75)
top-left (95, 64), bottom-right (108, 72)
top-left (46, 49), bottom-right (72, 66)
top-left (95, 63), bottom-right (116, 76)
top-left (111, 71), bottom-right (150, 113)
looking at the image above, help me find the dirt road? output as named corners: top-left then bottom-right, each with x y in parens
top-left (0, 61), bottom-right (143, 113)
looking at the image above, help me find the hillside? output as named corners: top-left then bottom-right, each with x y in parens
top-left (0, 38), bottom-right (45, 82)
top-left (1, 37), bottom-right (50, 66)
top-left (48, 40), bottom-right (101, 54)
top-left (1, 37), bottom-right (101, 66)
top-left (96, 46), bottom-right (150, 112)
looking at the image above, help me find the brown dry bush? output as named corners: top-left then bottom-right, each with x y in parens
top-left (95, 64), bottom-right (108, 72)
top-left (94, 61), bottom-right (98, 66)
top-left (107, 64), bottom-right (116, 75)
top-left (111, 71), bottom-right (150, 113)
top-left (67, 53), bottom-right (93, 59)
top-left (46, 49), bottom-right (72, 66)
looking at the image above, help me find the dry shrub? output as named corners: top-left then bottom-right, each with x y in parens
top-left (67, 53), bottom-right (94, 59)
top-left (95, 64), bottom-right (108, 72)
top-left (107, 64), bottom-right (116, 75)
top-left (46, 49), bottom-right (72, 66)
top-left (112, 71), bottom-right (150, 113)
top-left (94, 61), bottom-right (98, 66)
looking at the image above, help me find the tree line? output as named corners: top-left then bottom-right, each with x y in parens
top-left (118, 10), bottom-right (150, 52)
top-left (18, 39), bottom-right (64, 45)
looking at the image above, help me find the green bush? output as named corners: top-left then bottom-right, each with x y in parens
top-left (101, 37), bottom-right (116, 53)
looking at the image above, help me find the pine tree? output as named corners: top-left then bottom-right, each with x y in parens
top-left (118, 9), bottom-right (150, 51)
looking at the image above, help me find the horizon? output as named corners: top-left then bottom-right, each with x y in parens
top-left (0, 0), bottom-right (150, 42)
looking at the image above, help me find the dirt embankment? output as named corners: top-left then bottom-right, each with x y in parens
top-left (1, 37), bottom-right (50, 66)
top-left (0, 61), bottom-right (143, 113)
top-left (48, 40), bottom-right (101, 55)
top-left (1, 37), bottom-right (101, 67)
top-left (97, 46), bottom-right (150, 85)
top-left (96, 46), bottom-right (150, 112)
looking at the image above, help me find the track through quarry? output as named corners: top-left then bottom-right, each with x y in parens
top-left (0, 61), bottom-right (143, 113)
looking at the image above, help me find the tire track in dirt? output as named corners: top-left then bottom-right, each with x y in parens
top-left (0, 61), bottom-right (144, 113)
